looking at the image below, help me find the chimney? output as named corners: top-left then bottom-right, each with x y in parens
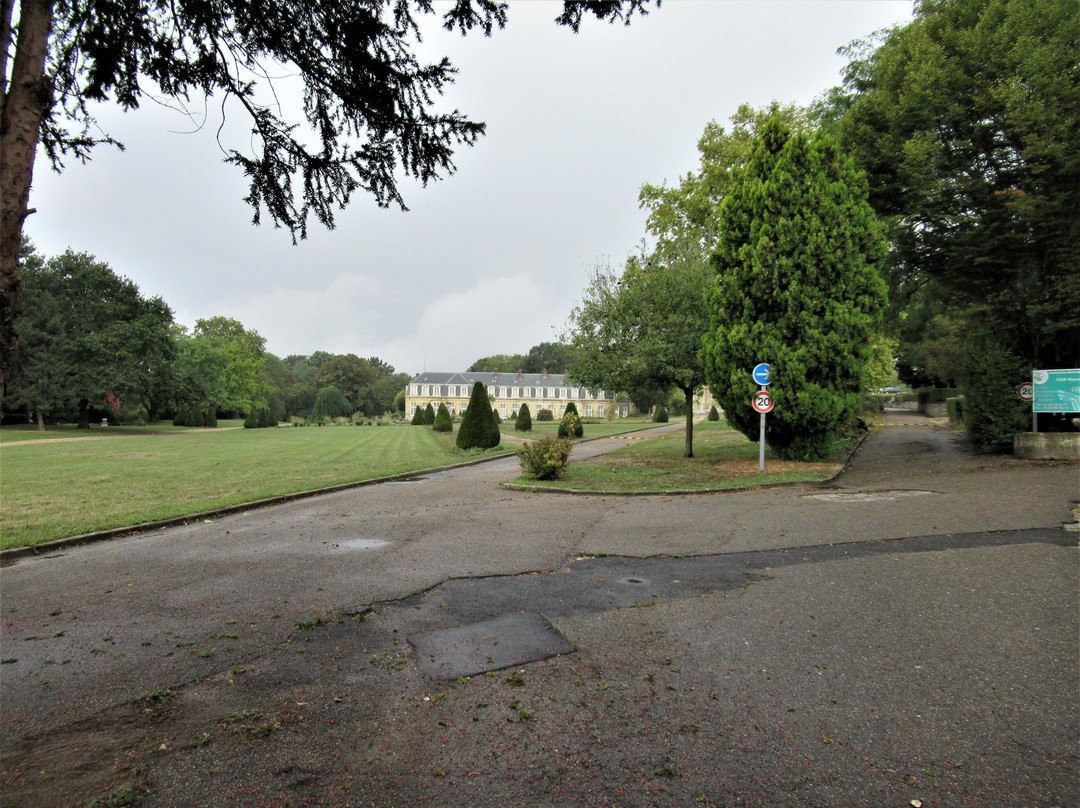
top-left (518, 368), bottom-right (523, 380)
top-left (543, 368), bottom-right (548, 379)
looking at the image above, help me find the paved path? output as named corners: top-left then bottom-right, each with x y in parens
top-left (1, 411), bottom-right (1077, 807)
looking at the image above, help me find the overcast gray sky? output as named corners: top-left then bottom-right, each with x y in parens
top-left (26, 0), bottom-right (914, 376)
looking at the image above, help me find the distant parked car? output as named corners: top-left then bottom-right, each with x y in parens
top-left (885, 387), bottom-right (901, 395)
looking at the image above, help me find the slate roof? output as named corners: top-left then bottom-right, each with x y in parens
top-left (408, 371), bottom-right (601, 399)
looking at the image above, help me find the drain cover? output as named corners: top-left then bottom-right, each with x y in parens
top-left (408, 611), bottom-right (575, 679)
top-left (807, 490), bottom-right (934, 502)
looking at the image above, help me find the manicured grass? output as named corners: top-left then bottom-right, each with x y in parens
top-left (0, 419), bottom-right (247, 442)
top-left (499, 416), bottom-right (657, 440)
top-left (0, 423), bottom-right (513, 550)
top-left (507, 420), bottom-right (840, 492)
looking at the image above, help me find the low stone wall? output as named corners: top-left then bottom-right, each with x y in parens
top-left (1014, 432), bottom-right (1080, 460)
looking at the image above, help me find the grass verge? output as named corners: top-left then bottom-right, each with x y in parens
top-left (506, 420), bottom-right (845, 492)
top-left (0, 423), bottom-right (514, 550)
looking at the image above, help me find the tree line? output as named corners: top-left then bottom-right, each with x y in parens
top-left (4, 242), bottom-right (410, 428)
top-left (564, 0), bottom-right (1077, 456)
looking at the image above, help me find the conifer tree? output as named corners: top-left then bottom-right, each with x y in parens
top-left (702, 114), bottom-right (887, 460)
top-left (424, 403), bottom-right (436, 425)
top-left (456, 382), bottom-right (501, 450)
top-left (432, 402), bottom-right (453, 432)
top-left (515, 403), bottom-right (533, 432)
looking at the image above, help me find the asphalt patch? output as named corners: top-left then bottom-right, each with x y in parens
top-left (408, 610), bottom-right (575, 679)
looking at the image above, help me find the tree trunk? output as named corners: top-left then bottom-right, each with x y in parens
top-left (0, 0), bottom-right (55, 410)
top-left (35, 407), bottom-right (44, 431)
top-left (77, 397), bottom-right (89, 429)
top-left (682, 386), bottom-right (694, 458)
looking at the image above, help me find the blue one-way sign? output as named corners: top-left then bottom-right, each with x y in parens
top-left (752, 363), bottom-right (771, 386)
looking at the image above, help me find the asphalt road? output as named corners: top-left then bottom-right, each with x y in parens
top-left (1, 412), bottom-right (1077, 807)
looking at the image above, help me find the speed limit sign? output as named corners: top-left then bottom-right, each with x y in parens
top-left (752, 391), bottom-right (774, 413)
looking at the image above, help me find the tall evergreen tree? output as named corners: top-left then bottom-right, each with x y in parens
top-left (702, 114), bottom-right (888, 461)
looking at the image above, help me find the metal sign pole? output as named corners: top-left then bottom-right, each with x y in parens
top-left (759, 405), bottom-right (766, 472)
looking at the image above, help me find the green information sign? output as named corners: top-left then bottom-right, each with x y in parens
top-left (1032, 369), bottom-right (1080, 413)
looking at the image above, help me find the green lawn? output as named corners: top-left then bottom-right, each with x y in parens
top-left (507, 420), bottom-right (840, 492)
top-left (499, 415), bottom-right (658, 440)
top-left (0, 423), bottom-right (513, 550)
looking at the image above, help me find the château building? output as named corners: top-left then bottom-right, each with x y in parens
top-left (404, 370), bottom-right (630, 421)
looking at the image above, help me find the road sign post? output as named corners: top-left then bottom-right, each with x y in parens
top-left (751, 378), bottom-right (774, 472)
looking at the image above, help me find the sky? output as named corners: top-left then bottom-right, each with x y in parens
top-left (26, 0), bottom-right (915, 377)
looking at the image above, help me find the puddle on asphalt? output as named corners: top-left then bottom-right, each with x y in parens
top-left (806, 490), bottom-right (935, 502)
top-left (334, 538), bottom-right (391, 550)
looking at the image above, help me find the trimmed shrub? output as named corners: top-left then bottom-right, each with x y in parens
top-left (244, 406), bottom-right (276, 429)
top-left (653, 406), bottom-right (669, 423)
top-left (433, 402), bottom-right (453, 432)
top-left (960, 341), bottom-right (1028, 447)
top-left (557, 411), bottom-right (583, 439)
top-left (515, 403), bottom-right (533, 432)
top-left (564, 401), bottom-right (579, 417)
top-left (516, 434), bottom-right (573, 480)
top-left (172, 405), bottom-right (188, 427)
top-left (457, 382), bottom-right (501, 450)
top-left (425, 402), bottom-right (436, 425)
top-left (536, 408), bottom-right (554, 422)
top-left (707, 405), bottom-right (720, 421)
top-left (411, 406), bottom-right (426, 425)
top-left (203, 408), bottom-right (218, 428)
top-left (492, 407), bottom-right (502, 429)
top-left (310, 386), bottom-right (353, 421)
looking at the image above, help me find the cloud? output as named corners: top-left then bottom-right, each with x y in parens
top-left (373, 274), bottom-right (573, 375)
top-left (218, 272), bottom-right (389, 358)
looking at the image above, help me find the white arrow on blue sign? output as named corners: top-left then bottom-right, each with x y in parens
top-left (752, 363), bottom-right (771, 386)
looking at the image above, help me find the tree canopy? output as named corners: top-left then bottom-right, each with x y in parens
top-left (1, 0), bottom-right (656, 405)
top-left (566, 243), bottom-right (710, 457)
top-left (7, 245), bottom-right (174, 426)
top-left (828, 0), bottom-right (1079, 383)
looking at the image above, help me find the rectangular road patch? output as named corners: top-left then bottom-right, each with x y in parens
top-left (408, 611), bottom-right (575, 679)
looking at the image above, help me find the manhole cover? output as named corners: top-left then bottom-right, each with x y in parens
top-left (408, 611), bottom-right (575, 679)
top-left (806, 490), bottom-right (935, 502)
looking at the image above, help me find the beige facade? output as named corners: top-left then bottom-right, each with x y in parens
top-left (405, 371), bottom-right (630, 421)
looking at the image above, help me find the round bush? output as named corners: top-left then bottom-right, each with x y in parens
top-left (653, 406), bottom-right (669, 423)
top-left (516, 434), bottom-right (573, 480)
top-left (536, 408), bottom-right (554, 422)
top-left (557, 411), bottom-right (583, 439)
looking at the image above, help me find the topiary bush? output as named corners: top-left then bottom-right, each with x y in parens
top-left (516, 434), bottom-right (573, 480)
top-left (707, 404), bottom-right (720, 421)
top-left (557, 411), bottom-right (583, 439)
top-left (536, 408), bottom-right (554, 422)
top-left (411, 406), bottom-right (426, 425)
top-left (433, 402), bottom-right (453, 432)
top-left (515, 403), bottom-right (533, 432)
top-left (424, 402), bottom-right (436, 425)
top-left (457, 382), bottom-right (501, 450)
top-left (203, 407), bottom-right (218, 428)
top-left (653, 406), bottom-right (669, 423)
top-left (960, 340), bottom-right (1028, 447)
top-left (244, 406), bottom-right (276, 428)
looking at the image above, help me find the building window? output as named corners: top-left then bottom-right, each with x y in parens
top-left (586, 405), bottom-right (593, 417)
top-left (598, 406), bottom-right (605, 418)
top-left (511, 388), bottom-right (518, 398)
top-left (500, 403), bottom-right (507, 414)
top-left (547, 388), bottom-right (554, 398)
top-left (422, 385), bottom-right (429, 396)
